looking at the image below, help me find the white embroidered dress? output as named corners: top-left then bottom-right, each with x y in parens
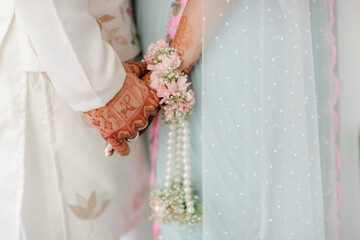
top-left (0, 0), bottom-right (150, 239)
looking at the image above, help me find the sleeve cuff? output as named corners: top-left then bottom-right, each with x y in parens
top-left (70, 74), bottom-right (126, 112)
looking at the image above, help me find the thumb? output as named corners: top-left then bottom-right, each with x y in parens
top-left (109, 138), bottom-right (130, 156)
top-left (141, 71), bottom-right (152, 86)
top-left (123, 62), bottom-right (148, 77)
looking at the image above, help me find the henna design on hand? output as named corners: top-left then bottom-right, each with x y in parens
top-left (172, 16), bottom-right (194, 56)
top-left (181, 52), bottom-right (201, 74)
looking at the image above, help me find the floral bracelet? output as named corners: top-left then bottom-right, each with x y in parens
top-left (144, 39), bottom-right (202, 229)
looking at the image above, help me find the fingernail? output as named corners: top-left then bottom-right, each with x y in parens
top-left (105, 143), bottom-right (113, 152)
top-left (105, 143), bottom-right (114, 157)
top-left (105, 151), bottom-right (114, 157)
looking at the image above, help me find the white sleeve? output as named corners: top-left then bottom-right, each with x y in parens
top-left (14, 0), bottom-right (126, 111)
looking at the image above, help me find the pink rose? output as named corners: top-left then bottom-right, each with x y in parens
top-left (179, 104), bottom-right (189, 113)
top-left (160, 54), bottom-right (182, 71)
top-left (160, 55), bottom-right (174, 71)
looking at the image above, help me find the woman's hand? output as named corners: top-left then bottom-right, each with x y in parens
top-left (83, 62), bottom-right (159, 156)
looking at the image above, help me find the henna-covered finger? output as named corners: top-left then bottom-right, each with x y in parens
top-left (123, 62), bottom-right (148, 77)
top-left (141, 71), bottom-right (152, 86)
top-left (110, 138), bottom-right (130, 156)
top-left (143, 101), bottom-right (159, 122)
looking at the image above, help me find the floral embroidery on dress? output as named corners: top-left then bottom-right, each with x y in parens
top-left (96, 4), bottom-right (136, 46)
top-left (96, 15), bottom-right (115, 31)
top-left (88, 0), bottom-right (140, 61)
top-left (69, 191), bottom-right (111, 219)
top-left (107, 27), bottom-right (128, 45)
top-left (96, 15), bottom-right (128, 45)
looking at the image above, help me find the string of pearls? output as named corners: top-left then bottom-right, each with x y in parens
top-left (174, 122), bottom-right (183, 185)
top-left (164, 119), bottom-right (194, 214)
top-left (180, 120), bottom-right (195, 214)
top-left (165, 123), bottom-right (176, 188)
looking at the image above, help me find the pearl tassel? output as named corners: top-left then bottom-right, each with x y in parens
top-left (165, 120), bottom-right (194, 213)
top-left (165, 123), bottom-right (176, 188)
top-left (174, 123), bottom-right (183, 185)
top-left (180, 120), bottom-right (195, 214)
